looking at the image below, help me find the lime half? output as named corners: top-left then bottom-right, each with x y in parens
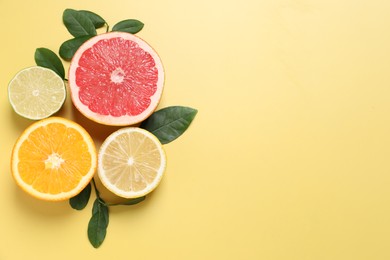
top-left (8, 66), bottom-right (66, 120)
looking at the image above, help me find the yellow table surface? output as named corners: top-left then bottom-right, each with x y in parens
top-left (1, 0), bottom-right (390, 259)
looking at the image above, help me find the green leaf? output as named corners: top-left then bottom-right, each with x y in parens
top-left (118, 196), bottom-right (146, 206)
top-left (105, 196), bottom-right (145, 206)
top-left (140, 106), bottom-right (198, 144)
top-left (78, 10), bottom-right (106, 28)
top-left (34, 48), bottom-right (65, 79)
top-left (112, 19), bottom-right (144, 34)
top-left (91, 199), bottom-right (109, 226)
top-left (69, 183), bottom-right (91, 210)
top-left (88, 198), bottom-right (109, 248)
top-left (63, 9), bottom-right (97, 37)
top-left (59, 35), bottom-right (93, 61)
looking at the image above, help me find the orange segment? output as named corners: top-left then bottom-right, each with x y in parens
top-left (11, 117), bottom-right (97, 201)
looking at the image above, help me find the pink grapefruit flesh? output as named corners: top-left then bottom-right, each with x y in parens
top-left (68, 32), bottom-right (164, 126)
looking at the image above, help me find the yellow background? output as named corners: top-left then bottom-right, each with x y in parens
top-left (1, 0), bottom-right (390, 259)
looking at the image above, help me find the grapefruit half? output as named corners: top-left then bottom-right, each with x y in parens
top-left (68, 32), bottom-right (164, 126)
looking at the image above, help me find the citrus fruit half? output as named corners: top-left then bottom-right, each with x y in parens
top-left (11, 117), bottom-right (97, 201)
top-left (98, 127), bottom-right (166, 198)
top-left (68, 32), bottom-right (165, 126)
top-left (8, 66), bottom-right (66, 120)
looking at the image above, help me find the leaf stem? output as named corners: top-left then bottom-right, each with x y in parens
top-left (91, 179), bottom-right (110, 207)
top-left (91, 178), bottom-right (101, 199)
top-left (105, 22), bottom-right (110, 33)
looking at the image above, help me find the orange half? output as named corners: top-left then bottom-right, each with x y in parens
top-left (11, 117), bottom-right (97, 201)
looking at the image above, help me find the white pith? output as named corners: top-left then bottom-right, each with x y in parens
top-left (110, 67), bottom-right (125, 83)
top-left (45, 153), bottom-right (65, 169)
